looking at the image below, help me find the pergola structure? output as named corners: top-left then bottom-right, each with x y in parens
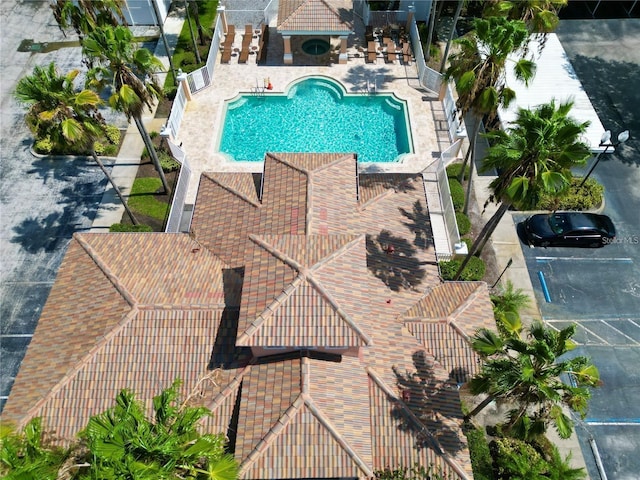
top-left (277, 0), bottom-right (354, 64)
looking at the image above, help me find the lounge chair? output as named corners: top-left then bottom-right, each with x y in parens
top-left (402, 42), bottom-right (411, 64)
top-left (238, 45), bottom-right (249, 64)
top-left (386, 49), bottom-right (397, 63)
top-left (245, 24), bottom-right (253, 36)
top-left (227, 24), bottom-right (235, 37)
top-left (367, 41), bottom-right (377, 63)
top-left (221, 47), bottom-right (232, 64)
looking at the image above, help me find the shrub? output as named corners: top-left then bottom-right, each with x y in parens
top-left (439, 256), bottom-right (486, 281)
top-left (159, 151), bottom-right (180, 172)
top-left (447, 162), bottom-right (470, 180)
top-left (109, 223), bottom-right (154, 232)
top-left (537, 177), bottom-right (604, 210)
top-left (93, 141), bottom-right (106, 155)
top-left (102, 144), bottom-right (118, 157)
top-left (449, 178), bottom-right (465, 211)
top-left (34, 136), bottom-right (54, 154)
top-left (463, 422), bottom-right (493, 480)
top-left (456, 211), bottom-right (471, 236)
top-left (104, 125), bottom-right (121, 144)
top-left (149, 130), bottom-right (159, 139)
top-left (493, 437), bottom-right (547, 479)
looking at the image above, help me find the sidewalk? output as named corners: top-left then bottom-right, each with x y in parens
top-left (90, 9), bottom-right (186, 231)
top-left (468, 164), bottom-right (591, 476)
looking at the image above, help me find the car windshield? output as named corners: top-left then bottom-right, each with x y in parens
top-left (548, 214), bottom-right (570, 235)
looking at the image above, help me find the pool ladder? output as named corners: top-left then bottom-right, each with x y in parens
top-left (365, 78), bottom-right (376, 95)
top-left (251, 86), bottom-right (265, 97)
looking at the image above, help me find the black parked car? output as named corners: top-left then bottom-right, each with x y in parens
top-left (523, 212), bottom-right (616, 247)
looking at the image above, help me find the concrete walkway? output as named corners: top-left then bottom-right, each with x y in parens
top-left (467, 164), bottom-right (590, 475)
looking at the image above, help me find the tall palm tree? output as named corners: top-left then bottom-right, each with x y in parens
top-left (466, 321), bottom-right (599, 439)
top-left (15, 63), bottom-right (140, 225)
top-left (483, 0), bottom-right (568, 36)
top-left (51, 0), bottom-right (127, 41)
top-left (452, 99), bottom-right (590, 279)
top-left (79, 380), bottom-right (239, 479)
top-left (445, 16), bottom-right (536, 214)
top-left (83, 25), bottom-right (171, 194)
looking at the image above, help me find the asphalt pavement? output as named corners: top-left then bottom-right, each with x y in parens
top-left (522, 18), bottom-right (640, 480)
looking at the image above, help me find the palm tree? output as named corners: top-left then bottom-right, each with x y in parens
top-left (452, 99), bottom-right (591, 280)
top-left (466, 321), bottom-right (599, 439)
top-left (0, 417), bottom-right (70, 480)
top-left (15, 63), bottom-right (140, 225)
top-left (51, 0), bottom-right (127, 41)
top-left (444, 16), bottom-right (536, 214)
top-left (79, 380), bottom-right (239, 479)
top-left (83, 25), bottom-right (171, 194)
top-left (483, 0), bottom-right (568, 36)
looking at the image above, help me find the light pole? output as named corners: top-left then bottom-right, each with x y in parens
top-left (580, 129), bottom-right (630, 187)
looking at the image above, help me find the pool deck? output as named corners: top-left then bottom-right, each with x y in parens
top-left (177, 56), bottom-right (452, 205)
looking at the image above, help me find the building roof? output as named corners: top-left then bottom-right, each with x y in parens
top-left (277, 0), bottom-right (354, 34)
top-left (3, 153), bottom-right (496, 479)
top-left (499, 33), bottom-right (607, 152)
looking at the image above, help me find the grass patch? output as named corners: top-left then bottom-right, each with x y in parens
top-left (164, 0), bottom-right (219, 92)
top-left (129, 177), bottom-right (170, 221)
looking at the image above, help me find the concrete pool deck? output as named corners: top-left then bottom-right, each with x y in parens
top-left (176, 58), bottom-right (452, 205)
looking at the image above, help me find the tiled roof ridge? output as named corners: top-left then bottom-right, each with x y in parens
top-left (305, 273), bottom-right (374, 346)
top-left (279, 0), bottom-right (307, 27)
top-left (206, 365), bottom-right (250, 412)
top-left (202, 172), bottom-right (261, 208)
top-left (302, 393), bottom-right (375, 478)
top-left (401, 282), bottom-right (483, 321)
top-left (18, 307), bottom-right (140, 428)
top-left (74, 233), bottom-right (138, 306)
top-left (446, 282), bottom-right (484, 322)
top-left (236, 274), bottom-right (307, 345)
top-left (357, 186), bottom-right (395, 211)
top-left (238, 393), bottom-right (306, 476)
top-left (245, 234), bottom-right (373, 346)
top-left (307, 233), bottom-right (363, 273)
top-left (266, 152), bottom-right (312, 176)
top-left (365, 367), bottom-right (472, 480)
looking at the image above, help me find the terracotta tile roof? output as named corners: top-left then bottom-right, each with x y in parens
top-left (1, 233), bottom-right (244, 436)
top-left (191, 172), bottom-right (261, 268)
top-left (4, 153), bottom-right (494, 480)
top-left (277, 0), bottom-right (354, 33)
top-left (402, 282), bottom-right (497, 389)
top-left (237, 234), bottom-right (372, 348)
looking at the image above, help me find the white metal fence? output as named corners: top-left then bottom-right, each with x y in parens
top-left (164, 139), bottom-right (191, 233)
top-left (436, 140), bottom-right (463, 259)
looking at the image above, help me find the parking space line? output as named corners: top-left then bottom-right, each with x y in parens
top-left (536, 257), bottom-right (633, 263)
top-left (601, 320), bottom-right (640, 345)
top-left (576, 324), bottom-right (611, 345)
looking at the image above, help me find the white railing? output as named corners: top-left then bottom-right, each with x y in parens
top-left (435, 140), bottom-right (463, 258)
top-left (442, 83), bottom-right (461, 142)
top-left (186, 14), bottom-right (223, 94)
top-left (165, 85), bottom-right (187, 140)
top-left (408, 20), bottom-right (441, 94)
top-left (164, 139), bottom-right (191, 233)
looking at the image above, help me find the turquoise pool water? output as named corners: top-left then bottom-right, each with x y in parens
top-left (218, 77), bottom-right (413, 163)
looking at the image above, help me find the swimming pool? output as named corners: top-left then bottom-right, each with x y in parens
top-left (218, 77), bottom-right (413, 163)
